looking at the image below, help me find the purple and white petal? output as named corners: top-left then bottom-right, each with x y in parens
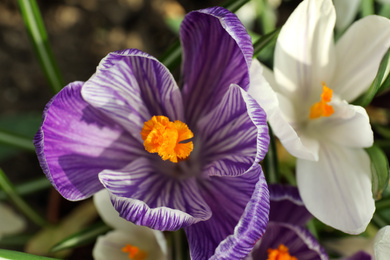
top-left (180, 7), bottom-right (253, 125)
top-left (99, 158), bottom-right (212, 231)
top-left (185, 164), bottom-right (269, 260)
top-left (268, 184), bottom-right (312, 226)
top-left (345, 251), bottom-right (373, 260)
top-left (197, 85), bottom-right (268, 177)
top-left (297, 142), bottom-right (375, 234)
top-left (34, 82), bottom-right (141, 201)
top-left (82, 49), bottom-right (185, 137)
top-left (251, 222), bottom-right (328, 260)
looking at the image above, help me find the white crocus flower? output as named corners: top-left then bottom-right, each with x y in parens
top-left (0, 203), bottom-right (25, 238)
top-left (249, 0), bottom-right (390, 234)
top-left (92, 190), bottom-right (167, 260)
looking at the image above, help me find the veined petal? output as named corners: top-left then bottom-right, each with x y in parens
top-left (185, 164), bottom-right (269, 260)
top-left (248, 60), bottom-right (319, 161)
top-left (268, 184), bottom-right (312, 226)
top-left (82, 49), bottom-right (185, 137)
top-left (34, 82), bottom-right (140, 201)
top-left (180, 7), bottom-right (252, 125)
top-left (333, 0), bottom-right (361, 32)
top-left (297, 142), bottom-right (375, 234)
top-left (93, 230), bottom-right (167, 260)
top-left (308, 101), bottom-right (373, 148)
top-left (332, 16), bottom-right (390, 102)
top-left (374, 226), bottom-right (390, 260)
top-left (99, 158), bottom-right (211, 231)
top-left (198, 85), bottom-right (268, 177)
top-left (274, 0), bottom-right (336, 106)
top-left (251, 222), bottom-right (328, 260)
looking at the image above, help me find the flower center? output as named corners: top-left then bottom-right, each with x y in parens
top-left (309, 82), bottom-right (334, 119)
top-left (267, 244), bottom-right (297, 260)
top-left (141, 115), bottom-right (194, 163)
top-left (121, 244), bottom-right (147, 260)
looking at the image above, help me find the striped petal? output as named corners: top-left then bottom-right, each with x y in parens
top-left (34, 82), bottom-right (141, 201)
top-left (99, 158), bottom-right (212, 231)
top-left (180, 7), bottom-right (253, 125)
top-left (198, 85), bottom-right (268, 177)
top-left (82, 49), bottom-right (185, 137)
top-left (185, 164), bottom-right (269, 260)
top-left (251, 222), bottom-right (328, 260)
top-left (269, 184), bottom-right (312, 226)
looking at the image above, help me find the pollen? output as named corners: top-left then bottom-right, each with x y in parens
top-left (267, 244), bottom-right (297, 260)
top-left (309, 82), bottom-right (335, 119)
top-left (141, 115), bottom-right (194, 163)
top-left (122, 244), bottom-right (147, 260)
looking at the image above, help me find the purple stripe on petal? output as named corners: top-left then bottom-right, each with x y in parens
top-left (185, 164), bottom-right (269, 260)
top-left (34, 82), bottom-right (141, 201)
top-left (180, 7), bottom-right (252, 125)
top-left (269, 184), bottom-right (312, 226)
top-left (82, 49), bottom-right (185, 137)
top-left (99, 158), bottom-right (212, 231)
top-left (198, 85), bottom-right (258, 177)
top-left (252, 222), bottom-right (328, 260)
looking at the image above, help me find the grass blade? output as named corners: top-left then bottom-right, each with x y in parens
top-left (0, 249), bottom-right (61, 260)
top-left (18, 0), bottom-right (64, 94)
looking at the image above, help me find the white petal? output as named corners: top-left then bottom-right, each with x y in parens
top-left (0, 203), bottom-right (26, 237)
top-left (248, 59), bottom-right (319, 161)
top-left (93, 189), bottom-right (167, 254)
top-left (332, 15), bottom-right (390, 102)
top-left (333, 0), bottom-right (361, 32)
top-left (93, 230), bottom-right (167, 260)
top-left (374, 226), bottom-right (390, 260)
top-left (297, 143), bottom-right (375, 234)
top-left (308, 100), bottom-right (373, 148)
top-left (274, 0), bottom-right (336, 105)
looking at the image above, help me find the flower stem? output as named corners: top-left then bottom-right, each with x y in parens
top-left (264, 125), bottom-right (280, 183)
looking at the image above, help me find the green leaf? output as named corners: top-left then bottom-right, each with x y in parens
top-left (360, 0), bottom-right (375, 17)
top-left (17, 0), bottom-right (64, 94)
top-left (50, 221), bottom-right (111, 253)
top-left (222, 0), bottom-right (250, 13)
top-left (366, 144), bottom-right (390, 200)
top-left (253, 28), bottom-right (280, 58)
top-left (0, 249), bottom-right (61, 260)
top-left (0, 129), bottom-right (35, 152)
top-left (353, 48), bottom-right (390, 107)
top-left (0, 168), bottom-right (49, 227)
top-left (0, 177), bottom-right (51, 201)
top-left (26, 201), bottom-right (98, 258)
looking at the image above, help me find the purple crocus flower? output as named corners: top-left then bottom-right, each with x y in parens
top-left (249, 184), bottom-right (328, 260)
top-left (34, 7), bottom-right (270, 259)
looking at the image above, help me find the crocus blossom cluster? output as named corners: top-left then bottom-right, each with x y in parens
top-left (34, 6), bottom-right (270, 259)
top-left (250, 0), bottom-right (390, 234)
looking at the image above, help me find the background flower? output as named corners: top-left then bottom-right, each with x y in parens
top-left (248, 0), bottom-right (390, 234)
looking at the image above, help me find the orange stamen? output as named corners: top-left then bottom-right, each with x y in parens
top-left (141, 115), bottom-right (193, 163)
top-left (122, 244), bottom-right (148, 260)
top-left (267, 244), bottom-right (297, 260)
top-left (309, 82), bottom-right (335, 119)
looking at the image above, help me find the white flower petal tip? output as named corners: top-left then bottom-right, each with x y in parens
top-left (374, 226), bottom-right (390, 260)
top-left (93, 230), bottom-right (167, 260)
top-left (0, 203), bottom-right (26, 237)
top-left (297, 144), bottom-right (375, 234)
